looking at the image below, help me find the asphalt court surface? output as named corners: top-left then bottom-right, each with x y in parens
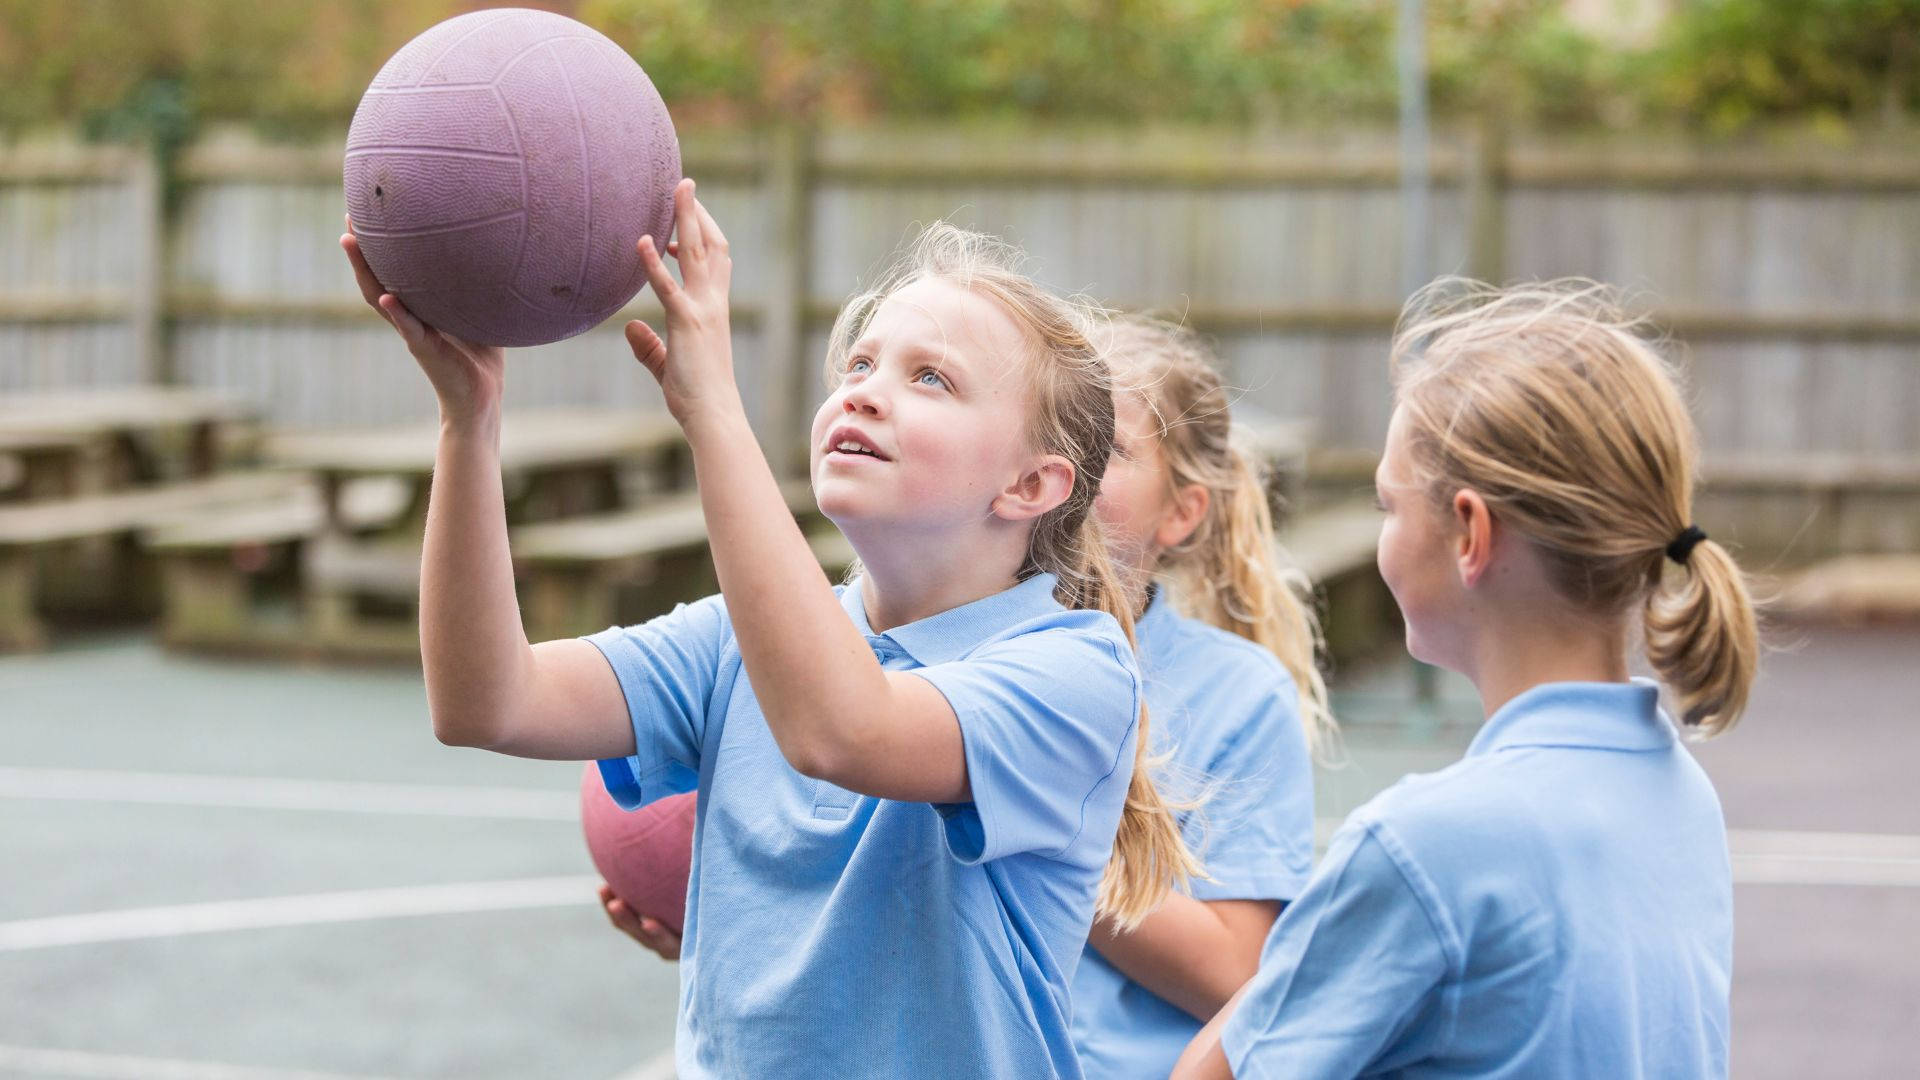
top-left (2, 623), bottom-right (1916, 1078)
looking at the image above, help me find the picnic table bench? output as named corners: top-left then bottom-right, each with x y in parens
top-left (0, 386), bottom-right (258, 499)
top-left (254, 408), bottom-right (691, 657)
top-left (143, 479), bottom-right (411, 653)
top-left (0, 470), bottom-right (310, 650)
top-left (513, 479), bottom-right (837, 642)
top-left (263, 408), bottom-right (688, 539)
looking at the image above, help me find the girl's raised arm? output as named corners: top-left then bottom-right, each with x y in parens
top-left (340, 226), bottom-right (632, 761)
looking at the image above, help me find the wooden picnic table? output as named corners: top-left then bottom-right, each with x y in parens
top-left (263, 407), bottom-right (689, 539)
top-left (0, 386), bottom-right (258, 500)
top-left (260, 407), bottom-right (690, 653)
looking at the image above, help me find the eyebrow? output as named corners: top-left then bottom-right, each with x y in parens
top-left (851, 337), bottom-right (969, 375)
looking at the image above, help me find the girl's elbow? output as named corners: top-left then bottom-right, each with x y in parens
top-left (780, 736), bottom-right (842, 783)
top-left (773, 719), bottom-right (858, 785)
top-left (430, 708), bottom-right (503, 749)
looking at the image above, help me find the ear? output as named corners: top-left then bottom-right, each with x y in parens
top-left (1153, 482), bottom-right (1210, 550)
top-left (992, 454), bottom-right (1076, 523)
top-left (1451, 488), bottom-right (1496, 587)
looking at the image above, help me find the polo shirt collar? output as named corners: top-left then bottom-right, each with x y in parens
top-left (1467, 678), bottom-right (1675, 757)
top-left (839, 572), bottom-right (1066, 665)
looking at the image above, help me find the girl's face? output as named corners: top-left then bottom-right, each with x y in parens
top-left (1375, 404), bottom-right (1467, 669)
top-left (1094, 390), bottom-right (1195, 577)
top-left (808, 277), bottom-right (1045, 532)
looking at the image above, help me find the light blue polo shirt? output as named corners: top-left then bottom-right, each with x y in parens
top-left (1221, 680), bottom-right (1732, 1079)
top-left (586, 572), bottom-right (1142, 1079)
top-left (1070, 585), bottom-right (1314, 1079)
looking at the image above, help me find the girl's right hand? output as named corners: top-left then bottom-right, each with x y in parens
top-left (341, 216), bottom-right (505, 425)
top-left (597, 883), bottom-right (683, 961)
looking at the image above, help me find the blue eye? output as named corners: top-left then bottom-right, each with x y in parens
top-left (846, 357), bottom-right (873, 376)
top-left (916, 369), bottom-right (946, 389)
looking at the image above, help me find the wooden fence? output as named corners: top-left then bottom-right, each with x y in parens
top-left (4, 124), bottom-right (1919, 480)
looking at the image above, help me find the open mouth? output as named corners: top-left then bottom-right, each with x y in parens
top-left (824, 427), bottom-right (890, 462)
top-left (830, 440), bottom-right (884, 459)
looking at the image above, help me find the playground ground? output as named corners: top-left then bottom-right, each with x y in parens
top-left (2, 619), bottom-right (1917, 1079)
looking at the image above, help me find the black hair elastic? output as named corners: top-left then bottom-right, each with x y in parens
top-left (1666, 524), bottom-right (1708, 565)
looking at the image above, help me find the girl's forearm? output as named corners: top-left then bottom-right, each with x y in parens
top-left (1088, 894), bottom-right (1278, 1021)
top-left (1171, 981), bottom-right (1249, 1080)
top-left (418, 412), bottom-right (536, 745)
top-left (680, 404), bottom-right (891, 777)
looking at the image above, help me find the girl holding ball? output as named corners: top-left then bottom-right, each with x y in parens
top-left (343, 181), bottom-right (1194, 1079)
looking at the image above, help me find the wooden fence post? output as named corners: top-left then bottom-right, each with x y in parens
top-left (128, 142), bottom-right (170, 385)
top-left (1464, 114), bottom-right (1508, 285)
top-left (762, 124), bottom-right (813, 477)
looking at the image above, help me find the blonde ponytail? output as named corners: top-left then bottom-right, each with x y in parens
top-left (1187, 446), bottom-right (1339, 761)
top-left (1644, 538), bottom-right (1757, 736)
top-left (1070, 515), bottom-right (1205, 929)
top-left (1392, 278), bottom-right (1759, 737)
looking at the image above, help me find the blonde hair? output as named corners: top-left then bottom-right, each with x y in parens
top-left (1100, 314), bottom-right (1338, 762)
top-left (823, 224), bottom-right (1200, 927)
top-left (1390, 278), bottom-right (1758, 737)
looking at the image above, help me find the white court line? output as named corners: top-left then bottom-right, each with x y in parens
top-left (0, 1044), bottom-right (395, 1080)
top-left (9, 765), bottom-right (1919, 867)
top-left (2, 765), bottom-right (1917, 959)
top-left (0, 766), bottom-right (576, 820)
top-left (1725, 828), bottom-right (1920, 861)
top-left (1732, 855), bottom-right (1920, 887)
top-left (1311, 820), bottom-right (1920, 886)
top-left (1729, 829), bottom-right (1920, 887)
top-left (0, 876), bottom-right (599, 952)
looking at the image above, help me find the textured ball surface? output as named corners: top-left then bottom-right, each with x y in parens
top-left (344, 8), bottom-right (679, 347)
top-left (579, 765), bottom-right (695, 935)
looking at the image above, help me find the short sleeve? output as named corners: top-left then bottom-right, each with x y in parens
top-left (1221, 820), bottom-right (1461, 1079)
top-left (1183, 670), bottom-right (1316, 903)
top-left (913, 624), bottom-right (1141, 866)
top-left (582, 593), bottom-right (731, 811)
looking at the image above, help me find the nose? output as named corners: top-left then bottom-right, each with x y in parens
top-left (841, 381), bottom-right (887, 419)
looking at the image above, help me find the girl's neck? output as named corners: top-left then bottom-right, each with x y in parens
top-left (1464, 613), bottom-right (1632, 720)
top-left (1118, 547), bottom-right (1161, 622)
top-left (851, 525), bottom-right (1031, 633)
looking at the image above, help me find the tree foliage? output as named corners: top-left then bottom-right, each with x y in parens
top-left (1, 0), bottom-right (1915, 139)
top-left (1638, 0), bottom-right (1920, 133)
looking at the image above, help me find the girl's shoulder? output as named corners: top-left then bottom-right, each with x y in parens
top-left (644, 583), bottom-right (855, 634)
top-left (972, 603), bottom-right (1138, 669)
top-left (600, 590), bottom-right (741, 652)
top-left (1148, 608), bottom-right (1296, 692)
top-left (1349, 752), bottom-right (1560, 882)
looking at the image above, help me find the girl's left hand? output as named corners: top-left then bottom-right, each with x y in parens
top-left (597, 883), bottom-right (683, 961)
top-left (626, 178), bottom-right (739, 428)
